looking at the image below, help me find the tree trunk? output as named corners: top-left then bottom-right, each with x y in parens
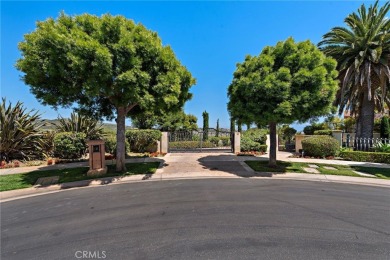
top-left (269, 122), bottom-right (277, 167)
top-left (357, 91), bottom-right (375, 139)
top-left (116, 106), bottom-right (127, 172)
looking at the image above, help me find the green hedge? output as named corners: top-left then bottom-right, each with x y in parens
top-left (313, 129), bottom-right (332, 136)
top-left (104, 135), bottom-right (130, 155)
top-left (169, 141), bottom-right (214, 149)
top-left (126, 130), bottom-right (162, 153)
top-left (301, 135), bottom-right (339, 157)
top-left (241, 136), bottom-right (267, 152)
top-left (340, 151), bottom-right (390, 163)
top-left (54, 132), bottom-right (86, 159)
top-left (209, 136), bottom-right (231, 146)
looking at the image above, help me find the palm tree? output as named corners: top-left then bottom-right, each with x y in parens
top-left (319, 1), bottom-right (390, 138)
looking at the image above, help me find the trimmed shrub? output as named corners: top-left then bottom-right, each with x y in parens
top-left (313, 129), bottom-right (332, 136)
top-left (169, 141), bottom-right (214, 149)
top-left (301, 135), bottom-right (339, 157)
top-left (241, 136), bottom-right (267, 152)
top-left (340, 151), bottom-right (390, 164)
top-left (54, 132), bottom-right (86, 159)
top-left (209, 136), bottom-right (231, 147)
top-left (126, 130), bottom-right (162, 153)
top-left (104, 135), bottom-right (130, 155)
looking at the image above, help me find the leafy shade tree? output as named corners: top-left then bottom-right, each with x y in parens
top-left (228, 38), bottom-right (338, 166)
top-left (216, 119), bottom-right (220, 137)
top-left (130, 109), bottom-right (157, 129)
top-left (303, 122), bottom-right (329, 135)
top-left (0, 98), bottom-right (44, 161)
top-left (230, 118), bottom-right (235, 133)
top-left (16, 13), bottom-right (195, 171)
top-left (281, 125), bottom-right (297, 144)
top-left (202, 111), bottom-right (209, 141)
top-left (319, 1), bottom-right (390, 138)
top-left (54, 112), bottom-right (104, 140)
top-left (237, 120), bottom-right (242, 133)
top-left (158, 111), bottom-right (198, 131)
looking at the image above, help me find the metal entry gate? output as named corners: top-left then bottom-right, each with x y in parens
top-left (168, 129), bottom-right (232, 152)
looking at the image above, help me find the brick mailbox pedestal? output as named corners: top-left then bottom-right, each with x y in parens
top-left (87, 140), bottom-right (107, 176)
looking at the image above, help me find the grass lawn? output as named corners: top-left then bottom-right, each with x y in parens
top-left (245, 160), bottom-right (390, 179)
top-left (0, 162), bottom-right (160, 192)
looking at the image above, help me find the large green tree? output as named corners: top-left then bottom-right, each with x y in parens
top-left (16, 13), bottom-right (195, 171)
top-left (319, 1), bottom-right (390, 138)
top-left (228, 38), bottom-right (338, 166)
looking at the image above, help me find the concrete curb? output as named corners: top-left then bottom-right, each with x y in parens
top-left (2, 170), bottom-right (389, 203)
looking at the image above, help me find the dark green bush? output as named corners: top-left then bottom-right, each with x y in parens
top-left (313, 129), bottom-right (332, 136)
top-left (169, 141), bottom-right (214, 149)
top-left (340, 151), bottom-right (390, 163)
top-left (126, 130), bottom-right (162, 153)
top-left (54, 132), bottom-right (86, 159)
top-left (241, 136), bottom-right (267, 152)
top-left (301, 135), bottom-right (339, 157)
top-left (104, 135), bottom-right (130, 155)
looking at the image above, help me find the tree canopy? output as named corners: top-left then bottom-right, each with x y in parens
top-left (228, 37), bottom-right (338, 165)
top-left (16, 13), bottom-right (195, 171)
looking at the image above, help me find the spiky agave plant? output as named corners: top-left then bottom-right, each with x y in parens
top-left (0, 98), bottom-right (44, 161)
top-left (54, 112), bottom-right (104, 140)
top-left (319, 0), bottom-right (390, 138)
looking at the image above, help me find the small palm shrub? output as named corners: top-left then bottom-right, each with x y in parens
top-left (39, 131), bottom-right (56, 158)
top-left (373, 142), bottom-right (390, 153)
top-left (54, 112), bottom-right (104, 140)
top-left (0, 98), bottom-right (44, 161)
top-left (54, 132), bottom-right (86, 159)
top-left (301, 135), bottom-right (340, 157)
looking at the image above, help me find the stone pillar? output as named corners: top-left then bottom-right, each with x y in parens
top-left (87, 140), bottom-right (107, 176)
top-left (160, 132), bottom-right (168, 153)
top-left (332, 130), bottom-right (343, 146)
top-left (266, 134), bottom-right (279, 153)
top-left (295, 134), bottom-right (310, 153)
top-left (233, 132), bottom-right (241, 153)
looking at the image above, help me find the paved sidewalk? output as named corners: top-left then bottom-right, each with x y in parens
top-left (1, 152), bottom-right (389, 202)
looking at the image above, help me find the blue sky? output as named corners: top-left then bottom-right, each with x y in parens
top-left (0, 1), bottom-right (375, 130)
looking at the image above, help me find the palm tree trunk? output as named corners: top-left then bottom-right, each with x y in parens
top-left (269, 122), bottom-right (277, 167)
top-left (357, 91), bottom-right (375, 138)
top-left (116, 106), bottom-right (127, 172)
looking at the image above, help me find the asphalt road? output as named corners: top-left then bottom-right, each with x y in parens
top-left (1, 179), bottom-right (390, 260)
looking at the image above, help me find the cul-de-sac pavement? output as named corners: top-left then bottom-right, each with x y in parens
top-left (1, 152), bottom-right (390, 260)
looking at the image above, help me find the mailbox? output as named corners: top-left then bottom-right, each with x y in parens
top-left (87, 140), bottom-right (107, 176)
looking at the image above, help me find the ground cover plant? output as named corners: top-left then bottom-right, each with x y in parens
top-left (0, 162), bottom-right (160, 192)
top-left (245, 160), bottom-right (390, 179)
